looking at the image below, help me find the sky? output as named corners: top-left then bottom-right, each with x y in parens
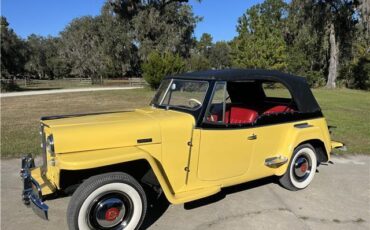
top-left (1, 0), bottom-right (264, 42)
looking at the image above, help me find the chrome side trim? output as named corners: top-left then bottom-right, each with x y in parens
top-left (265, 156), bottom-right (289, 168)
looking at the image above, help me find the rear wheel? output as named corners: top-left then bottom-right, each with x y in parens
top-left (67, 172), bottom-right (147, 230)
top-left (279, 144), bottom-right (317, 191)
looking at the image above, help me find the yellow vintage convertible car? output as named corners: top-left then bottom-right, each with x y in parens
top-left (21, 69), bottom-right (344, 230)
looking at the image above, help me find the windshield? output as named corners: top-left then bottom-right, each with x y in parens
top-left (151, 79), bottom-right (209, 111)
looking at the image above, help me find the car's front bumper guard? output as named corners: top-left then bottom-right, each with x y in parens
top-left (21, 154), bottom-right (49, 220)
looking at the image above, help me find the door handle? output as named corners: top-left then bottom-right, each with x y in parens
top-left (248, 134), bottom-right (257, 140)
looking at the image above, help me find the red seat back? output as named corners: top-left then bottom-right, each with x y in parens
top-left (225, 106), bottom-right (258, 124)
top-left (263, 105), bottom-right (294, 114)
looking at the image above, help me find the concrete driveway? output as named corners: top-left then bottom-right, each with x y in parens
top-left (1, 155), bottom-right (369, 230)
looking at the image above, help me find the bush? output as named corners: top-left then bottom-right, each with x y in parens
top-left (0, 80), bottom-right (21, 92)
top-left (186, 53), bottom-right (211, 72)
top-left (352, 56), bottom-right (370, 90)
top-left (339, 53), bottom-right (370, 90)
top-left (142, 51), bottom-right (185, 89)
top-left (303, 71), bottom-right (326, 88)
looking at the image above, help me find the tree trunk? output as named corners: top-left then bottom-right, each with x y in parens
top-left (326, 23), bottom-right (339, 89)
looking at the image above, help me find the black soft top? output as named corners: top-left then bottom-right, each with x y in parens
top-left (166, 69), bottom-right (321, 113)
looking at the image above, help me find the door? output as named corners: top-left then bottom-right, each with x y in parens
top-left (198, 129), bottom-right (256, 181)
top-left (197, 82), bottom-right (256, 181)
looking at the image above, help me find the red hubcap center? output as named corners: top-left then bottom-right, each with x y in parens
top-left (300, 163), bottom-right (308, 173)
top-left (105, 207), bottom-right (120, 221)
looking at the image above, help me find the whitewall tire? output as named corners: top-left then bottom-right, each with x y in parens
top-left (279, 144), bottom-right (317, 191)
top-left (67, 172), bottom-right (147, 230)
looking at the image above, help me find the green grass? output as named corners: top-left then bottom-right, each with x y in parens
top-left (312, 89), bottom-right (370, 154)
top-left (1, 88), bottom-right (369, 157)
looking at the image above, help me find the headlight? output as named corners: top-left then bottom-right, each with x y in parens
top-left (46, 134), bottom-right (55, 156)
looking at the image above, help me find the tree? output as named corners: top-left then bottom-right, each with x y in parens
top-left (285, 0), bottom-right (327, 86)
top-left (231, 0), bottom-right (288, 70)
top-left (99, 4), bottom-right (140, 77)
top-left (338, 25), bottom-right (370, 89)
top-left (143, 51), bottom-right (185, 88)
top-left (44, 37), bottom-right (70, 79)
top-left (306, 0), bottom-right (359, 88)
top-left (196, 33), bottom-right (213, 57)
top-left (25, 34), bottom-right (46, 78)
top-left (1, 16), bottom-right (28, 78)
top-left (25, 35), bottom-right (63, 79)
top-left (186, 53), bottom-right (211, 71)
top-left (358, 0), bottom-right (369, 38)
top-left (1, 2), bottom-right (201, 81)
top-left (208, 41), bottom-right (231, 69)
top-left (59, 17), bottom-right (105, 82)
top-left (109, 0), bottom-right (200, 60)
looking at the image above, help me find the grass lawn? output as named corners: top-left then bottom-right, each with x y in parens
top-left (1, 88), bottom-right (369, 157)
top-left (312, 89), bottom-right (370, 154)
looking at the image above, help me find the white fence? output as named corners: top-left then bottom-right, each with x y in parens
top-left (1, 77), bottom-right (147, 88)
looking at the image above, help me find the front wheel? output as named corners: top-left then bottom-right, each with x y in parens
top-left (279, 144), bottom-right (317, 191)
top-left (67, 172), bottom-right (147, 230)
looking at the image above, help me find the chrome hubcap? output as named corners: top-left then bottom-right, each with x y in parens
top-left (87, 192), bottom-right (133, 229)
top-left (95, 197), bottom-right (126, 228)
top-left (293, 154), bottom-right (311, 182)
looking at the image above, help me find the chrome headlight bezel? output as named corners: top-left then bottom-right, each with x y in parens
top-left (46, 134), bottom-right (55, 156)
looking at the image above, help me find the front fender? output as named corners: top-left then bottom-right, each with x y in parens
top-left (56, 146), bottom-right (159, 170)
top-left (55, 145), bottom-right (179, 204)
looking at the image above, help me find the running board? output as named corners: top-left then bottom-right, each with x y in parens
top-left (265, 156), bottom-right (288, 168)
top-left (172, 186), bottom-right (221, 204)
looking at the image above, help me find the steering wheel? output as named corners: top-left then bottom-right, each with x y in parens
top-left (188, 98), bottom-right (202, 108)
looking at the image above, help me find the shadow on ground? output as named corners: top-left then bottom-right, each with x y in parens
top-left (184, 176), bottom-right (278, 210)
top-left (141, 190), bottom-right (170, 229)
top-left (140, 176), bottom-right (279, 229)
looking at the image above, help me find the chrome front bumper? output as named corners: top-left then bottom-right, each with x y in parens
top-left (21, 154), bottom-right (49, 220)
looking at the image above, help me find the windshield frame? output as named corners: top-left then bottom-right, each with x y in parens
top-left (151, 78), bottom-right (210, 112)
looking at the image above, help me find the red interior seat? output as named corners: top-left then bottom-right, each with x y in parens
top-left (207, 104), bottom-right (294, 124)
top-left (207, 114), bottom-right (219, 122)
top-left (263, 105), bottom-right (294, 114)
top-left (225, 106), bottom-right (258, 124)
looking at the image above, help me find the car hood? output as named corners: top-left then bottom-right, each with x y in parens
top-left (42, 107), bottom-right (194, 154)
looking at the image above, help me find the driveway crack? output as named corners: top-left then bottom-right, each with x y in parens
top-left (267, 185), bottom-right (312, 230)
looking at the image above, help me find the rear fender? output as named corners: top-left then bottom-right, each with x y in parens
top-left (274, 125), bottom-right (328, 176)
